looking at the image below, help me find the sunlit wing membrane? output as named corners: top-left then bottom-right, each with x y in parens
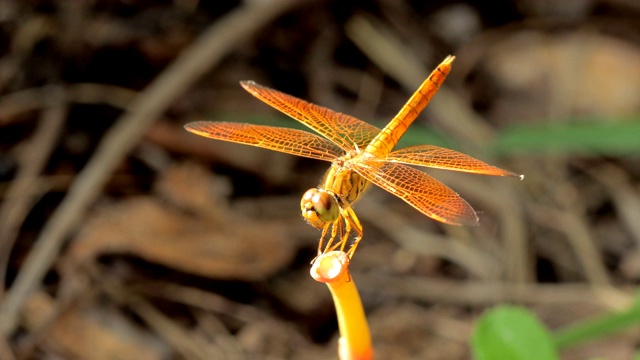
top-left (353, 160), bottom-right (479, 225)
top-left (383, 145), bottom-right (521, 177)
top-left (240, 81), bottom-right (381, 151)
top-left (185, 121), bottom-right (343, 162)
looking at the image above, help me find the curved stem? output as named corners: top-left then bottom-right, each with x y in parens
top-left (311, 251), bottom-right (373, 360)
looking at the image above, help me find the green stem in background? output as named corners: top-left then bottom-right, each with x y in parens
top-left (553, 300), bottom-right (640, 349)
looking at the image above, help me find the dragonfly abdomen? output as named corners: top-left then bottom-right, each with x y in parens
top-left (364, 55), bottom-right (455, 157)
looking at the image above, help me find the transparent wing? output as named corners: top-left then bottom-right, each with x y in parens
top-left (185, 121), bottom-right (343, 162)
top-left (353, 160), bottom-right (479, 225)
top-left (241, 81), bottom-right (381, 151)
top-left (384, 145), bottom-right (520, 177)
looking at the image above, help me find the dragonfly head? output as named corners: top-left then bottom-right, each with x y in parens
top-left (300, 188), bottom-right (339, 228)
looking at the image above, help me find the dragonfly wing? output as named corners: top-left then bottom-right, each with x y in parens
top-left (241, 81), bottom-right (381, 151)
top-left (353, 160), bottom-right (479, 225)
top-left (385, 145), bottom-right (521, 177)
top-left (185, 121), bottom-right (343, 162)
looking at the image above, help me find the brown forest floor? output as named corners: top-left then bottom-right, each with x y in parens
top-left (1, 1), bottom-right (640, 359)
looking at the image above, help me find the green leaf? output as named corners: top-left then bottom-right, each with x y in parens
top-left (472, 306), bottom-right (559, 360)
top-left (492, 117), bottom-right (640, 156)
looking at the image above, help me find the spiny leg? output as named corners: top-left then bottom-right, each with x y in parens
top-left (343, 207), bottom-right (364, 259)
top-left (322, 207), bottom-right (364, 257)
top-left (332, 199), bottom-right (355, 254)
top-left (311, 222), bottom-right (338, 264)
top-left (316, 223), bottom-right (332, 257)
top-left (323, 219), bottom-right (344, 253)
top-left (324, 214), bottom-right (351, 254)
top-left (338, 213), bottom-right (352, 253)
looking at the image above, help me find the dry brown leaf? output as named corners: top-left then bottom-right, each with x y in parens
top-left (485, 31), bottom-right (640, 122)
top-left (69, 197), bottom-right (292, 280)
top-left (67, 162), bottom-right (294, 280)
top-left (22, 292), bottom-right (163, 360)
top-left (154, 161), bottom-right (231, 216)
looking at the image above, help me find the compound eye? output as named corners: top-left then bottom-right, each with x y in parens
top-left (312, 192), bottom-right (336, 222)
top-left (300, 189), bottom-right (339, 228)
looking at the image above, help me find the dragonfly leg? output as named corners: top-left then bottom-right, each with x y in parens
top-left (321, 220), bottom-right (342, 254)
top-left (338, 214), bottom-right (352, 253)
top-left (323, 217), bottom-right (348, 253)
top-left (322, 206), bottom-right (363, 258)
top-left (324, 207), bottom-right (360, 255)
top-left (344, 207), bottom-right (364, 259)
top-left (324, 217), bottom-right (349, 253)
top-left (311, 223), bottom-right (337, 264)
top-left (316, 224), bottom-right (331, 256)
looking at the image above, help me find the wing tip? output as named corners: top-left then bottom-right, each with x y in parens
top-left (183, 121), bottom-right (207, 133)
top-left (455, 216), bottom-right (480, 227)
top-left (503, 170), bottom-right (525, 180)
top-left (240, 80), bottom-right (259, 93)
top-left (430, 209), bottom-right (479, 227)
top-left (183, 121), bottom-right (197, 132)
top-left (492, 168), bottom-right (525, 180)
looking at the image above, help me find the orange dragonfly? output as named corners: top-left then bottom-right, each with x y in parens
top-left (185, 56), bottom-right (522, 259)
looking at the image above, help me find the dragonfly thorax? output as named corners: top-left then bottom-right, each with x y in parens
top-left (300, 188), bottom-right (340, 229)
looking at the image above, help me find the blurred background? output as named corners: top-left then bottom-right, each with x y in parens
top-left (0, 0), bottom-right (639, 359)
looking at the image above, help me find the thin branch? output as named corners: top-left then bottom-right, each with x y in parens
top-left (0, 0), bottom-right (302, 335)
top-left (0, 102), bottom-right (67, 294)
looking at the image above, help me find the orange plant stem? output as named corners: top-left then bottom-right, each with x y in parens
top-left (311, 251), bottom-right (373, 360)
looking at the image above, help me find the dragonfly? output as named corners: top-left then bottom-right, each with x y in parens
top-left (185, 56), bottom-right (522, 260)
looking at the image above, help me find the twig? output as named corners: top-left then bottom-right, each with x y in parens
top-left (0, 84), bottom-right (137, 124)
top-left (355, 274), bottom-right (632, 309)
top-left (107, 267), bottom-right (235, 359)
top-left (126, 296), bottom-right (212, 360)
top-left (0, 102), bottom-right (67, 295)
top-left (583, 163), bottom-right (640, 247)
top-left (0, 85), bottom-right (62, 124)
top-left (529, 203), bottom-right (611, 285)
top-left (0, 0), bottom-right (302, 335)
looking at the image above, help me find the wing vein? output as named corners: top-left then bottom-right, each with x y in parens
top-left (185, 121), bottom-right (342, 161)
top-left (353, 161), bottom-right (479, 225)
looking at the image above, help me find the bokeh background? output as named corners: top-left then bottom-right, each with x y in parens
top-left (1, 0), bottom-right (639, 359)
